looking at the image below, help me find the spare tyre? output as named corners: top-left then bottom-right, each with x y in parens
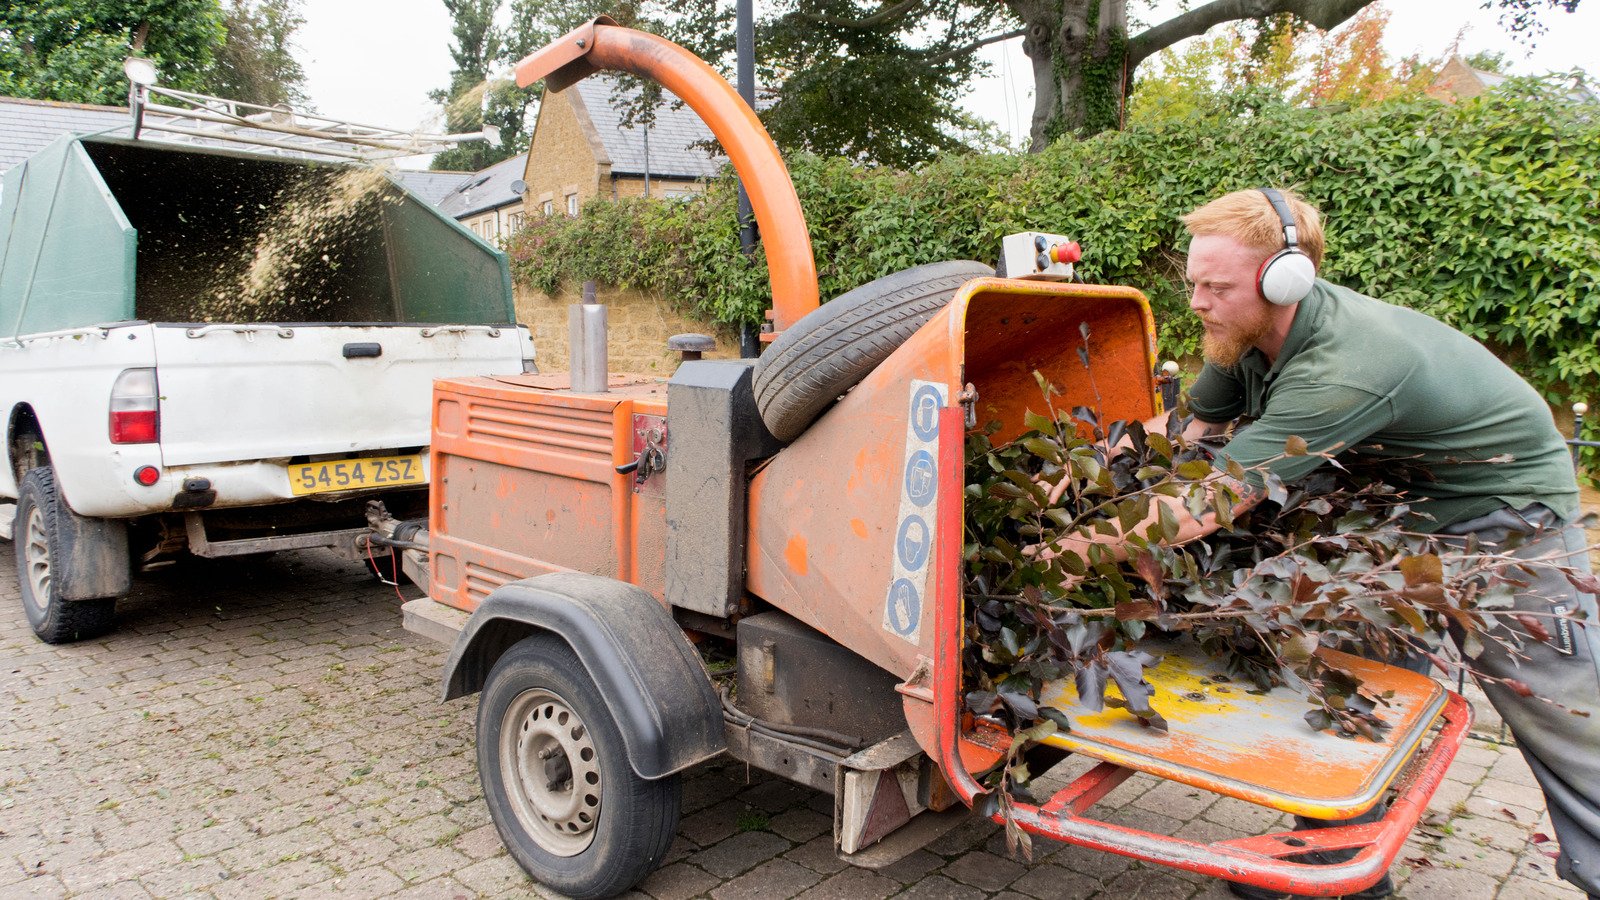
top-left (753, 260), bottom-right (993, 442)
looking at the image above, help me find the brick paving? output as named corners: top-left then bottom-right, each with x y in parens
top-left (0, 546), bottom-right (1589, 899)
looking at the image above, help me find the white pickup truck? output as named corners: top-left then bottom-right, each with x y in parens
top-left (1, 131), bottom-right (533, 643)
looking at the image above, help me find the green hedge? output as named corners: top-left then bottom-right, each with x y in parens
top-left (505, 82), bottom-right (1600, 473)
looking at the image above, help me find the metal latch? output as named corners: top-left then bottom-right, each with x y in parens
top-left (957, 382), bottom-right (979, 429)
top-left (615, 414), bottom-right (668, 490)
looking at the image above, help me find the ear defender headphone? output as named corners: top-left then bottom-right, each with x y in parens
top-left (1255, 188), bottom-right (1317, 306)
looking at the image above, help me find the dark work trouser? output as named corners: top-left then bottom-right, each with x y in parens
top-left (1435, 504), bottom-right (1600, 897)
top-left (1286, 504), bottom-right (1599, 897)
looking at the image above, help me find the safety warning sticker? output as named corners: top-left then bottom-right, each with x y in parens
top-left (883, 380), bottom-right (946, 643)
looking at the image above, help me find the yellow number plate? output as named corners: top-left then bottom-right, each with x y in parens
top-left (288, 454), bottom-right (425, 496)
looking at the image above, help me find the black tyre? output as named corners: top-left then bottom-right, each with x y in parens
top-left (15, 467), bottom-right (116, 644)
top-left (478, 635), bottom-right (681, 899)
top-left (753, 260), bottom-right (993, 442)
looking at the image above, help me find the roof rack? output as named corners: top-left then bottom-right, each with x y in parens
top-left (127, 78), bottom-right (492, 163)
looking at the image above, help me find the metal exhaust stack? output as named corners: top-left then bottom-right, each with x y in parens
top-left (569, 281), bottom-right (608, 392)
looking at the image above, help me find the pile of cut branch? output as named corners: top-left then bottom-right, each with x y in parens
top-left (962, 377), bottom-right (1592, 848)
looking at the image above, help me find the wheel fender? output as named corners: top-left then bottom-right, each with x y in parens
top-left (440, 572), bottom-right (724, 780)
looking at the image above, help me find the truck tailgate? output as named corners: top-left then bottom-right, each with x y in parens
top-left (151, 323), bottom-right (530, 466)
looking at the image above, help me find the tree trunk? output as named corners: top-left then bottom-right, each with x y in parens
top-left (1014, 0), bottom-right (1128, 150)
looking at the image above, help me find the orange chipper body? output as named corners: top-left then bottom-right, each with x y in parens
top-left (424, 19), bottom-right (1469, 898)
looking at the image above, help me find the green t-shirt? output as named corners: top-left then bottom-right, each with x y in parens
top-left (1188, 280), bottom-right (1579, 531)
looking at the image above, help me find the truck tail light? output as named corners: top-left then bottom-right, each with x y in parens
top-left (110, 368), bottom-right (160, 444)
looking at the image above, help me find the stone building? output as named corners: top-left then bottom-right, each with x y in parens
top-left (437, 153), bottom-right (529, 243)
top-left (1428, 56), bottom-right (1600, 104)
top-left (520, 75), bottom-right (723, 217)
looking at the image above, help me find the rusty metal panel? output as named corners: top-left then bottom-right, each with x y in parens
top-left (428, 374), bottom-right (669, 611)
top-left (734, 611), bottom-right (904, 747)
top-left (746, 279), bottom-right (1159, 680)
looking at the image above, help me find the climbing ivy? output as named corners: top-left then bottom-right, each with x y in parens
top-left (504, 77), bottom-right (1600, 474)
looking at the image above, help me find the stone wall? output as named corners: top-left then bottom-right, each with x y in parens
top-left (515, 282), bottom-right (740, 376)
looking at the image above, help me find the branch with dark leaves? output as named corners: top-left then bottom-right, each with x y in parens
top-left (963, 379), bottom-right (1594, 815)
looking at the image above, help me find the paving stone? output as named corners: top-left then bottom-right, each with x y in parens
top-left (305, 864), bottom-right (408, 899)
top-left (68, 882), bottom-right (155, 899)
top-left (453, 823), bottom-right (507, 860)
top-left (1497, 875), bottom-right (1586, 898)
top-left (894, 874), bottom-right (987, 899)
top-left (1399, 862), bottom-right (1502, 899)
top-left (710, 858), bottom-right (824, 900)
top-left (1471, 777), bottom-right (1550, 812)
top-left (767, 807), bottom-right (832, 844)
top-left (638, 861), bottom-right (721, 900)
top-left (942, 850), bottom-right (1027, 891)
top-left (56, 841), bottom-right (183, 893)
top-left (680, 799), bottom-right (750, 848)
top-left (922, 817), bottom-right (1000, 857)
top-left (1431, 835), bottom-right (1519, 878)
top-left (1049, 842), bottom-right (1137, 882)
top-left (738, 779), bottom-right (818, 814)
top-left (3, 546), bottom-right (1580, 899)
top-left (690, 830), bottom-right (793, 878)
top-left (210, 858), bottom-right (333, 899)
top-left (793, 866), bottom-right (900, 900)
top-left (1133, 780), bottom-right (1217, 821)
top-left (1201, 797), bottom-right (1291, 834)
top-left (1008, 862), bottom-right (1103, 899)
top-left (877, 849), bottom-right (944, 884)
top-left (453, 854), bottom-right (532, 895)
top-left (1101, 865), bottom-right (1198, 899)
top-left (784, 835), bottom-right (851, 875)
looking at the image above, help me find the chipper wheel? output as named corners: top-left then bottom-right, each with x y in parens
top-left (752, 260), bottom-right (993, 442)
top-left (477, 634), bottom-right (681, 899)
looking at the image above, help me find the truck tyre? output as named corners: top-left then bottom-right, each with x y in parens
top-left (478, 634), bottom-right (680, 899)
top-left (15, 467), bottom-right (116, 644)
top-left (752, 260), bottom-right (992, 442)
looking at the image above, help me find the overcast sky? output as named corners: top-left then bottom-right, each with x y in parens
top-left (296, 0), bottom-right (1600, 168)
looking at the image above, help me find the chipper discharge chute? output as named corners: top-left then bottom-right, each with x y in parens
top-left (400, 18), bottom-right (1472, 900)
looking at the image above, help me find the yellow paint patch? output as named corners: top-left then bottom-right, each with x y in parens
top-left (850, 518), bottom-right (869, 539)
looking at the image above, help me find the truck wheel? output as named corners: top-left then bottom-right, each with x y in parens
top-left (478, 635), bottom-right (680, 899)
top-left (753, 260), bottom-right (993, 442)
top-left (15, 467), bottom-right (116, 644)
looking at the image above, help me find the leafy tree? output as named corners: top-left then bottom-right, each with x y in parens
top-left (748, 0), bottom-right (1584, 152)
top-left (755, 0), bottom-right (1016, 165)
top-left (0, 0), bottom-right (307, 109)
top-left (209, 0), bottom-right (308, 108)
top-left (430, 0), bottom-right (507, 171)
top-left (0, 1), bottom-right (227, 104)
top-left (1127, 5), bottom-right (1433, 127)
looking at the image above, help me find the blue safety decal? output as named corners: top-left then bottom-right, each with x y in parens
top-left (903, 450), bottom-right (937, 508)
top-left (910, 384), bottom-right (943, 442)
top-left (896, 515), bottom-right (931, 571)
top-left (884, 379), bottom-right (947, 644)
top-left (886, 579), bottom-right (922, 638)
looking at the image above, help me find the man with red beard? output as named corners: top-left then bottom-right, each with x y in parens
top-left (1168, 188), bottom-right (1596, 899)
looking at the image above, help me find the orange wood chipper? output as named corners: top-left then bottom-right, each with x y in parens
top-left (370, 17), bottom-right (1471, 900)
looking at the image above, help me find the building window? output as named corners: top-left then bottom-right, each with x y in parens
top-left (542, 199), bottom-right (554, 216)
top-left (566, 193), bottom-right (579, 217)
top-left (507, 211), bottom-right (526, 233)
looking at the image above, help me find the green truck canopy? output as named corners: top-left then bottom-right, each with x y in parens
top-left (0, 135), bottom-right (514, 338)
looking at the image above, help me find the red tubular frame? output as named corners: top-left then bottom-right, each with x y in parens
top-left (929, 406), bottom-right (1473, 895)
